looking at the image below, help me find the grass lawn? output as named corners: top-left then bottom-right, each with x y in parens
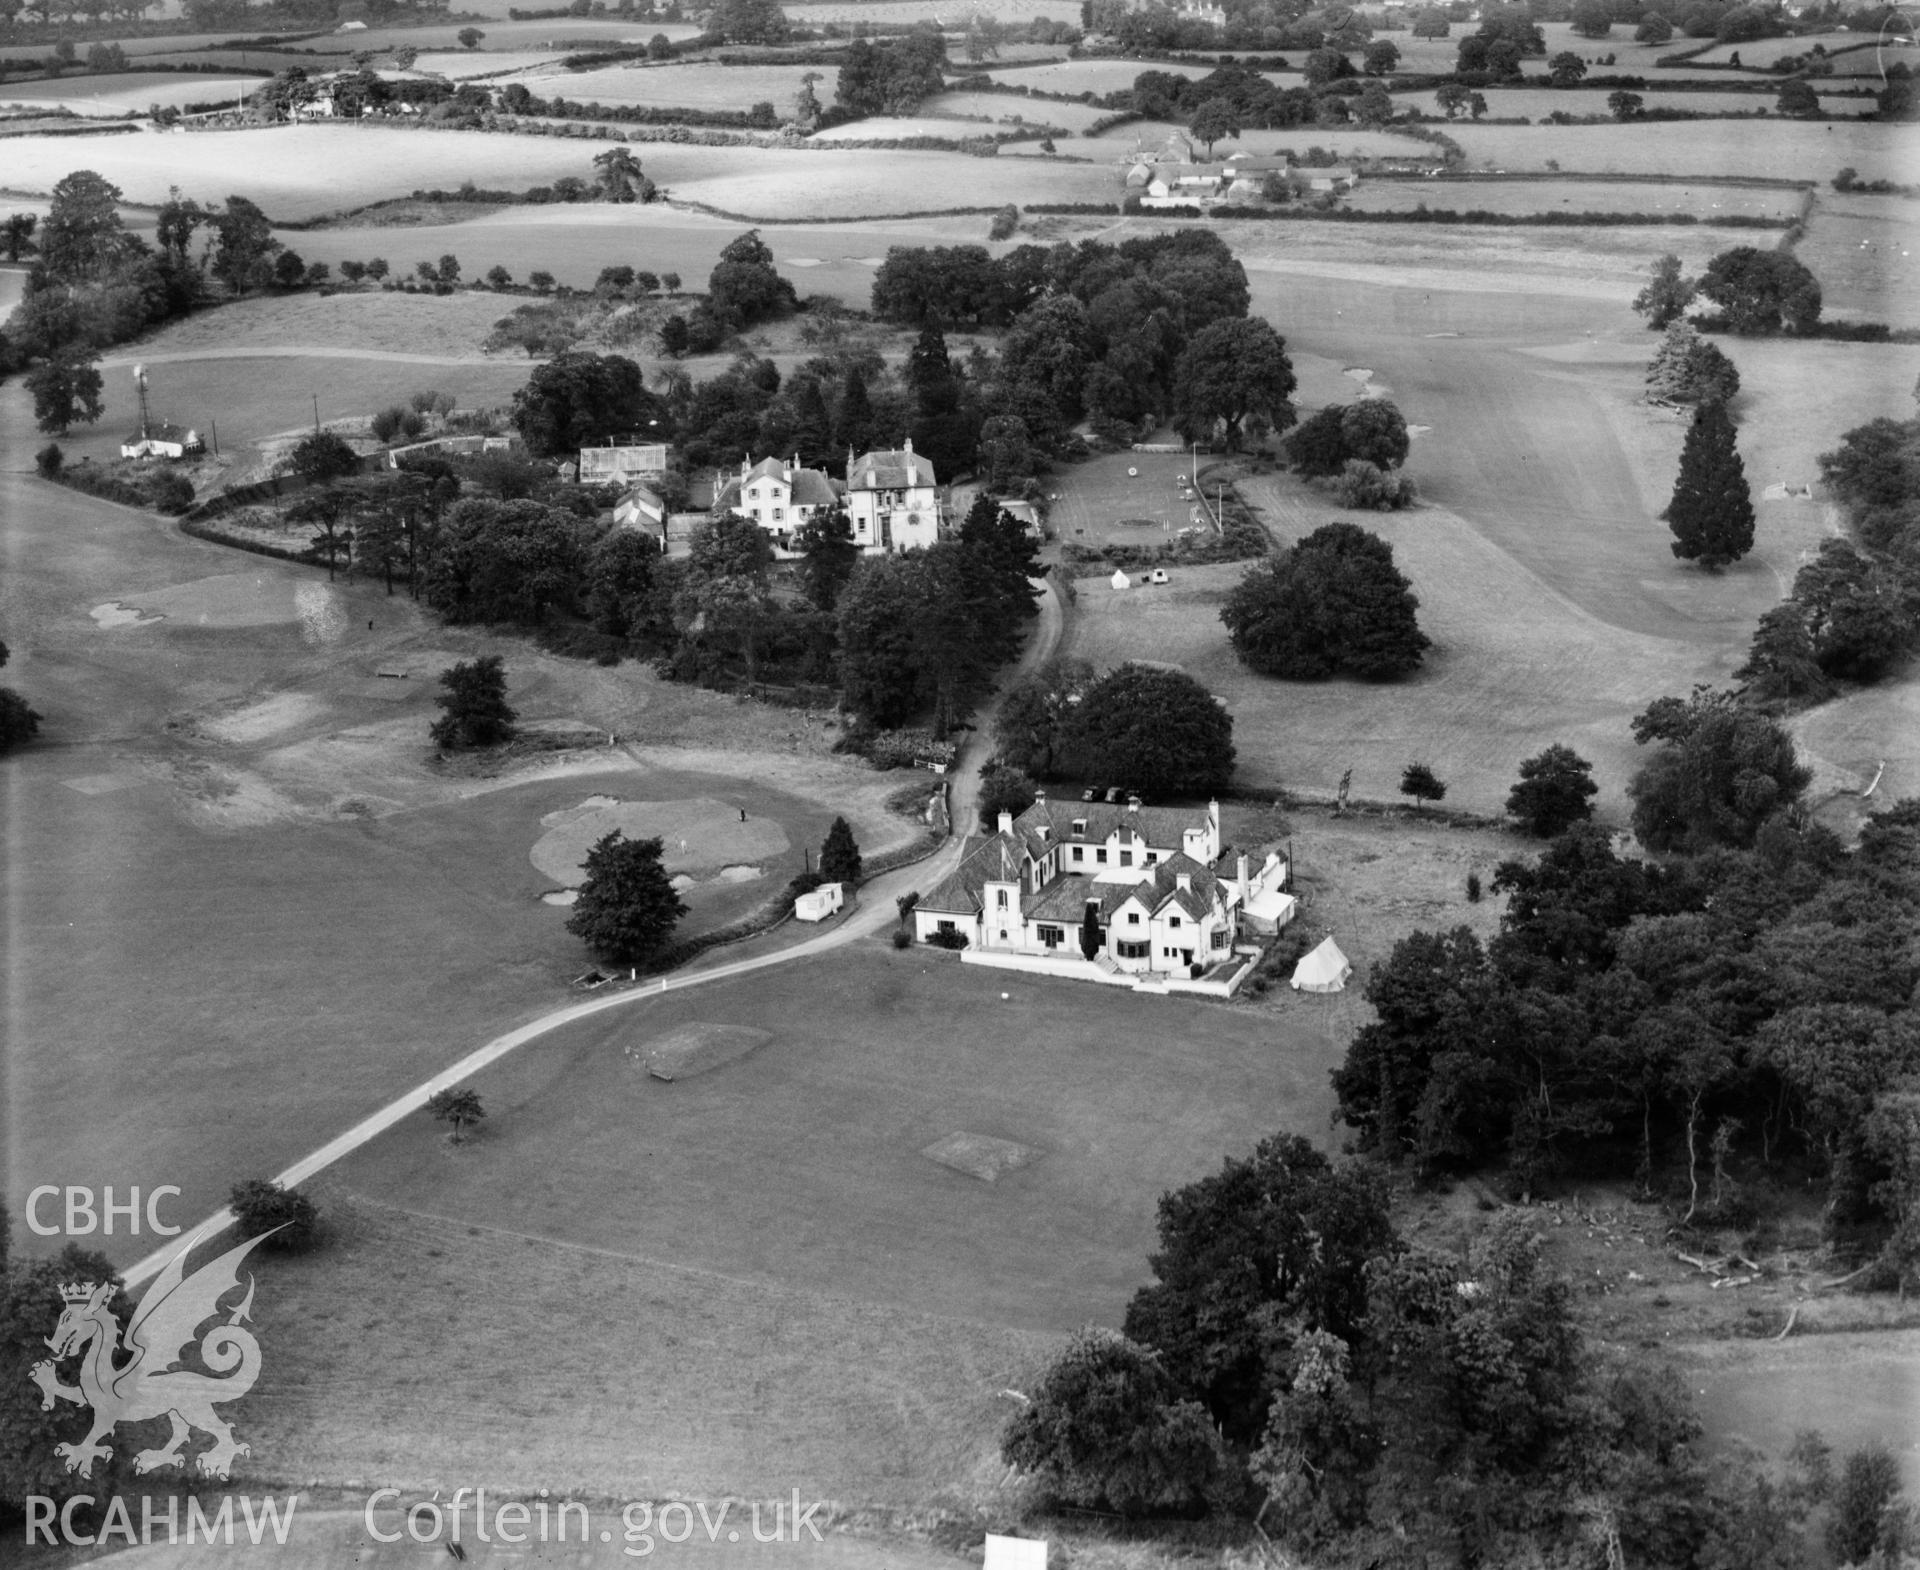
top-left (0, 72), bottom-right (262, 114)
top-left (1342, 174), bottom-right (1802, 218)
top-left (1047, 449), bottom-right (1220, 550)
top-left (517, 61), bottom-right (819, 109)
top-left (115, 288), bottom-right (529, 361)
top-left (1791, 193), bottom-right (1920, 326)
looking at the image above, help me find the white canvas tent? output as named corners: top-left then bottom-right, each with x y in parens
top-left (1110, 568), bottom-right (1131, 590)
top-left (1290, 936), bottom-right (1351, 993)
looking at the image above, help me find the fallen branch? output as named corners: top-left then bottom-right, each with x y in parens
top-left (1774, 1306), bottom-right (1798, 1340)
top-left (1817, 1261), bottom-right (1877, 1290)
top-left (1675, 1251), bottom-right (1723, 1274)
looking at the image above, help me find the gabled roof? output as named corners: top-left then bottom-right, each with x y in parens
top-left (917, 831), bottom-right (1026, 915)
top-left (1026, 874), bottom-right (1134, 924)
top-left (848, 445), bottom-right (935, 490)
top-left (716, 458), bottom-right (838, 514)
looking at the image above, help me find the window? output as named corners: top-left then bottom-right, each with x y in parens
top-left (998, 930), bottom-right (1008, 943)
top-left (1212, 929), bottom-right (1229, 949)
top-left (1120, 851), bottom-right (1133, 868)
top-left (1169, 915), bottom-right (1181, 928)
top-left (1117, 940), bottom-right (1150, 960)
top-left (1039, 925), bottom-right (1064, 948)
top-left (1096, 849), bottom-right (1108, 865)
top-left (1146, 852), bottom-right (1158, 864)
top-left (772, 507), bottom-right (783, 520)
top-left (1126, 911), bottom-right (1140, 925)
top-left (1071, 847), bottom-right (1084, 863)
top-left (996, 889), bottom-right (1008, 909)
top-left (1072, 819), bottom-right (1086, 835)
top-left (937, 920), bottom-right (955, 935)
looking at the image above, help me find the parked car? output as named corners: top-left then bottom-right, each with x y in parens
top-left (1148, 569), bottom-right (1170, 585)
top-left (1104, 786), bottom-right (1124, 803)
top-left (1081, 786), bottom-right (1101, 801)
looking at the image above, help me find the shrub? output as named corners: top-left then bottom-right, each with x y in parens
top-left (228, 1178), bottom-right (320, 1252)
top-left (1467, 870), bottom-right (1482, 902)
top-left (35, 443), bottom-right (62, 478)
top-left (146, 470), bottom-right (194, 514)
top-left (988, 203), bottom-right (1019, 239)
top-left (891, 927), bottom-right (912, 949)
top-left (927, 927), bottom-right (969, 949)
top-left (1335, 458), bottom-right (1416, 510)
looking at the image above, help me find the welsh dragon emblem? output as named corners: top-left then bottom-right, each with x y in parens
top-left (29, 1230), bottom-right (275, 1481)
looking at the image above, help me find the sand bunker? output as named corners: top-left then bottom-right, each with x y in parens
top-left (531, 795), bottom-right (789, 884)
top-left (201, 692), bottom-right (327, 745)
top-left (921, 1132), bottom-right (1036, 1183)
top-left (632, 1023), bottom-right (772, 1081)
top-left (62, 775), bottom-right (138, 795)
top-left (540, 889), bottom-right (579, 906)
top-left (716, 865), bottom-right (763, 883)
top-left (90, 602), bottom-right (163, 629)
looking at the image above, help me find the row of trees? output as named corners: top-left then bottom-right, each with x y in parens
top-left (1634, 247), bottom-right (1824, 337)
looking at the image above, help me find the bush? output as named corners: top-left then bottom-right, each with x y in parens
top-left (891, 927), bottom-right (912, 949)
top-left (146, 469), bottom-right (194, 514)
top-left (988, 202), bottom-right (1019, 239)
top-left (228, 1178), bottom-right (320, 1252)
top-left (1335, 458), bottom-right (1416, 510)
top-left (34, 443), bottom-right (64, 478)
top-left (1466, 870), bottom-right (1482, 902)
top-left (927, 927), bottom-right (970, 949)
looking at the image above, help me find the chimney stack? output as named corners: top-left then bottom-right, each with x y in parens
top-left (1176, 871), bottom-right (1192, 893)
top-left (997, 810), bottom-right (1014, 835)
top-left (1238, 852), bottom-right (1249, 892)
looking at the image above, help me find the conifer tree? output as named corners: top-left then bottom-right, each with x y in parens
top-left (1665, 399), bottom-right (1755, 569)
top-left (819, 815), bottom-right (862, 884)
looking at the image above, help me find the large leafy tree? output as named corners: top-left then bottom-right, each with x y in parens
top-left (1171, 316), bottom-right (1296, 449)
top-left (510, 351), bottom-right (661, 459)
top-left (1001, 1331), bottom-right (1225, 1516)
top-left (209, 195), bottom-right (281, 295)
top-left (429, 654), bottom-right (516, 749)
top-left (1221, 521), bottom-right (1429, 680)
top-left (707, 229), bottom-right (797, 330)
top-left (1627, 687), bottom-right (1811, 851)
top-left (1645, 320), bottom-right (1740, 406)
top-left (993, 656), bottom-right (1094, 779)
top-left (1285, 399), bottom-right (1410, 477)
top-left (794, 505), bottom-right (859, 613)
top-left (1504, 743), bottom-right (1599, 837)
top-left (1059, 663), bottom-right (1235, 799)
top-left (0, 641), bottom-right (42, 755)
top-left (565, 832), bottom-right (689, 965)
top-left (24, 350), bottom-right (103, 435)
top-left (1666, 397), bottom-right (1755, 568)
top-left (710, 0), bottom-right (789, 41)
top-left (1697, 246), bottom-right (1822, 335)
top-left (36, 170), bottom-right (140, 287)
top-left (1632, 252), bottom-right (1695, 330)
top-left (818, 815), bottom-right (862, 883)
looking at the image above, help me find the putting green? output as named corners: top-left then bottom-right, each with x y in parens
top-left (531, 795), bottom-right (790, 885)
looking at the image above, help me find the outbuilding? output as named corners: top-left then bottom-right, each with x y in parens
top-left (795, 882), bottom-right (845, 922)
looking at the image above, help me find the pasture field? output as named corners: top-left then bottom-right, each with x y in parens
top-left (986, 56), bottom-right (1207, 94)
top-left (787, 0), bottom-right (1075, 20)
top-left (1090, 117), bottom-right (1444, 164)
top-left (1689, 31), bottom-right (1883, 67)
top-left (517, 60), bottom-right (819, 109)
top-left (0, 72), bottom-right (263, 115)
top-left (923, 88), bottom-right (1113, 127)
top-left (409, 48), bottom-right (566, 78)
top-left (1789, 196), bottom-right (1920, 324)
top-left (1409, 86), bottom-right (1873, 117)
top-left (115, 288), bottom-right (526, 360)
top-left (1342, 174), bottom-right (1801, 218)
top-left (1443, 116), bottom-right (1909, 181)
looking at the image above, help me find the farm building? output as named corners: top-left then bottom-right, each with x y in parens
top-left (384, 433), bottom-right (516, 468)
top-left (714, 455), bottom-right (840, 558)
top-left (846, 438), bottom-right (940, 554)
top-left (578, 439), bottom-right (669, 485)
top-left (120, 422), bottom-right (204, 461)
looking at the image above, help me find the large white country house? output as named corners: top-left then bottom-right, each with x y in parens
top-left (913, 796), bottom-right (1289, 991)
top-left (714, 455), bottom-right (841, 558)
top-left (846, 438), bottom-right (939, 554)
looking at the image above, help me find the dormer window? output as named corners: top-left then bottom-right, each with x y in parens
top-left (1071, 819), bottom-right (1086, 836)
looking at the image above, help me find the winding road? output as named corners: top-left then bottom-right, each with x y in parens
top-left (124, 573), bottom-right (1065, 1289)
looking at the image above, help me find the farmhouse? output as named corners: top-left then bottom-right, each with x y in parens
top-left (714, 455), bottom-right (840, 557)
top-left (846, 438), bottom-right (940, 554)
top-left (914, 796), bottom-right (1285, 983)
top-left (120, 422), bottom-right (203, 461)
top-left (578, 439), bottom-right (669, 486)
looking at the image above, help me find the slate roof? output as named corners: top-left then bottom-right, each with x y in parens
top-left (715, 458), bottom-right (838, 514)
top-left (1026, 875), bottom-right (1135, 924)
top-left (917, 831), bottom-right (1026, 915)
top-left (848, 446), bottom-right (936, 490)
top-left (1015, 797), bottom-right (1211, 856)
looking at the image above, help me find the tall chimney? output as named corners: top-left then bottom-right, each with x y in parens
top-left (1238, 852), bottom-right (1249, 893)
top-left (997, 810), bottom-right (1014, 835)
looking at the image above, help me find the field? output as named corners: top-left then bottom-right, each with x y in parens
top-left (1788, 195), bottom-right (1920, 325)
top-left (923, 89), bottom-right (1113, 128)
top-left (1444, 117), bottom-right (1910, 181)
top-left (0, 72), bottom-right (263, 114)
top-left (517, 60), bottom-right (820, 109)
top-left (1689, 31), bottom-right (1882, 67)
top-left (1409, 86), bottom-right (1873, 117)
top-left (1342, 174), bottom-right (1802, 218)
top-left (985, 56), bottom-right (1207, 95)
top-left (786, 0), bottom-right (1075, 20)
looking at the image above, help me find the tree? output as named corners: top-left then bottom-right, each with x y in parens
top-left (37, 170), bottom-right (138, 287)
top-left (426, 1087), bottom-right (486, 1141)
top-left (1304, 47), bottom-right (1355, 85)
top-left (1188, 96), bottom-right (1243, 156)
top-left (1548, 49), bottom-right (1587, 85)
top-left (1632, 252), bottom-right (1696, 331)
top-left (1001, 1330), bottom-right (1226, 1516)
top-left (819, 815), bottom-right (862, 884)
top-left (1412, 8), bottom-right (1450, 36)
top-left (711, 0), bottom-right (789, 43)
top-left (978, 762), bottom-right (1038, 828)
top-left (1363, 38), bottom-right (1400, 74)
top-left (566, 831), bottom-right (689, 964)
top-left (283, 429), bottom-right (359, 486)
top-left (1635, 11), bottom-right (1673, 41)
top-left (228, 1179), bottom-right (319, 1251)
top-left (510, 350), bottom-right (660, 458)
top-left (0, 640), bottom-right (42, 755)
top-left (995, 657), bottom-right (1094, 779)
top-left (1505, 745), bottom-right (1598, 836)
top-left (25, 351), bottom-right (103, 435)
top-left (1697, 246), bottom-right (1822, 335)
top-left (429, 655), bottom-right (516, 749)
top-left (592, 144), bottom-right (654, 203)
top-left (1607, 88), bottom-right (1644, 119)
top-left (1435, 82), bottom-right (1470, 117)
top-left (1, 212), bottom-right (36, 262)
top-left (1827, 1445), bottom-right (1902, 1566)
top-left (1737, 603), bottom-right (1833, 704)
top-left (1400, 761), bottom-right (1447, 808)
top-left (457, 25), bottom-right (483, 45)
top-left (1172, 317), bottom-right (1296, 450)
top-left (1571, 0), bottom-right (1612, 33)
top-left (1666, 397), bottom-right (1755, 569)
top-left (1776, 78), bottom-right (1821, 117)
top-left (795, 505), bottom-right (859, 613)
top-left (210, 195), bottom-right (281, 295)
top-left (1061, 664), bottom-right (1235, 799)
top-left (1627, 687), bottom-right (1811, 851)
top-left (1079, 903), bottom-right (1103, 960)
top-left (1645, 320), bottom-right (1739, 406)
top-left (1221, 522), bottom-right (1430, 681)
top-left (1285, 399), bottom-right (1410, 476)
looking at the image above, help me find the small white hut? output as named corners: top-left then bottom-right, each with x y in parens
top-left (795, 882), bottom-right (845, 922)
